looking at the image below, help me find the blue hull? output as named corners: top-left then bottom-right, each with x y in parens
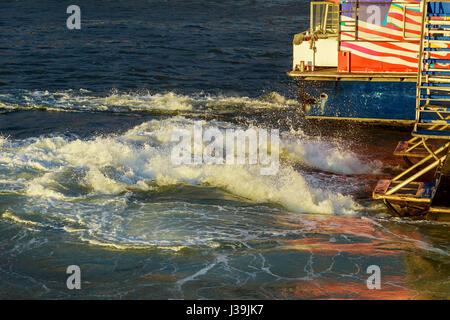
top-left (303, 81), bottom-right (416, 120)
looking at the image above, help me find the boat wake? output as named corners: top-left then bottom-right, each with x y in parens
top-left (0, 115), bottom-right (383, 250)
top-left (0, 89), bottom-right (300, 114)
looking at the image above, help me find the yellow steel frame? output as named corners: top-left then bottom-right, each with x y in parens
top-left (374, 1), bottom-right (450, 216)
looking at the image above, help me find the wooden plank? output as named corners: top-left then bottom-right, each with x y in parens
top-left (287, 68), bottom-right (417, 82)
top-left (394, 141), bottom-right (410, 156)
top-left (373, 179), bottom-right (433, 203)
top-left (393, 141), bottom-right (431, 157)
top-left (373, 179), bottom-right (391, 196)
top-left (306, 116), bottom-right (415, 127)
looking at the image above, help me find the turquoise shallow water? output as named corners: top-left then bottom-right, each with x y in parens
top-left (0, 0), bottom-right (449, 299)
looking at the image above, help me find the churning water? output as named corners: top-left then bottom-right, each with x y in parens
top-left (0, 0), bottom-right (448, 299)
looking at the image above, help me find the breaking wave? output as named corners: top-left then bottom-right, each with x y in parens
top-left (1, 117), bottom-right (367, 212)
top-left (0, 114), bottom-right (383, 250)
top-left (281, 135), bottom-right (383, 175)
top-left (0, 90), bottom-right (299, 114)
top-left (0, 135), bottom-right (7, 148)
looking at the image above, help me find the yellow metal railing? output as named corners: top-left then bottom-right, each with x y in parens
top-left (338, 1), bottom-right (422, 42)
top-left (310, 1), bottom-right (339, 34)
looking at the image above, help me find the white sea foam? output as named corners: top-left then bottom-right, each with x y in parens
top-left (0, 90), bottom-right (193, 113)
top-left (201, 91), bottom-right (299, 110)
top-left (0, 90), bottom-right (299, 113)
top-left (0, 116), bottom-right (367, 216)
top-left (0, 116), bottom-right (389, 250)
top-left (94, 91), bottom-right (194, 111)
top-left (0, 135), bottom-right (7, 148)
top-left (4, 89), bottom-right (375, 176)
top-left (281, 135), bottom-right (383, 175)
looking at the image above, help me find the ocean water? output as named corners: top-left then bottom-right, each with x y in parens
top-left (0, 0), bottom-right (448, 299)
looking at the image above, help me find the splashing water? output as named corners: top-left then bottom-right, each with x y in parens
top-left (0, 90), bottom-right (300, 114)
top-left (0, 115), bottom-right (380, 251)
top-left (1, 0), bottom-right (448, 300)
top-left (281, 134), bottom-right (383, 175)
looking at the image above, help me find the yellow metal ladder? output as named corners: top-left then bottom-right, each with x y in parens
top-left (395, 0), bottom-right (450, 160)
top-left (373, 0), bottom-right (450, 217)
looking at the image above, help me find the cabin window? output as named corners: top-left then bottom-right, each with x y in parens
top-left (310, 1), bottom-right (339, 34)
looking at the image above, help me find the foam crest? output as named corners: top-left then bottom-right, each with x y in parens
top-left (0, 90), bottom-right (299, 114)
top-left (0, 117), bottom-right (381, 250)
top-left (201, 91), bottom-right (299, 110)
top-left (94, 92), bottom-right (193, 111)
top-left (281, 135), bottom-right (383, 175)
top-left (0, 90), bottom-right (193, 113)
top-left (1, 117), bottom-right (362, 215)
top-left (0, 135), bottom-right (7, 148)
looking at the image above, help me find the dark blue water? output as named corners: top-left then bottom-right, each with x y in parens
top-left (0, 0), bottom-right (306, 95)
top-left (0, 0), bottom-right (448, 300)
top-left (0, 0), bottom-right (415, 119)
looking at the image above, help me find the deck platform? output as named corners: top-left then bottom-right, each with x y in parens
top-left (373, 179), bottom-right (433, 203)
top-left (305, 116), bottom-right (415, 127)
top-left (393, 140), bottom-right (434, 158)
top-left (412, 129), bottom-right (450, 139)
top-left (287, 68), bottom-right (416, 82)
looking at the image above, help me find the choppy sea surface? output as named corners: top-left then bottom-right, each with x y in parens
top-left (0, 0), bottom-right (448, 299)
